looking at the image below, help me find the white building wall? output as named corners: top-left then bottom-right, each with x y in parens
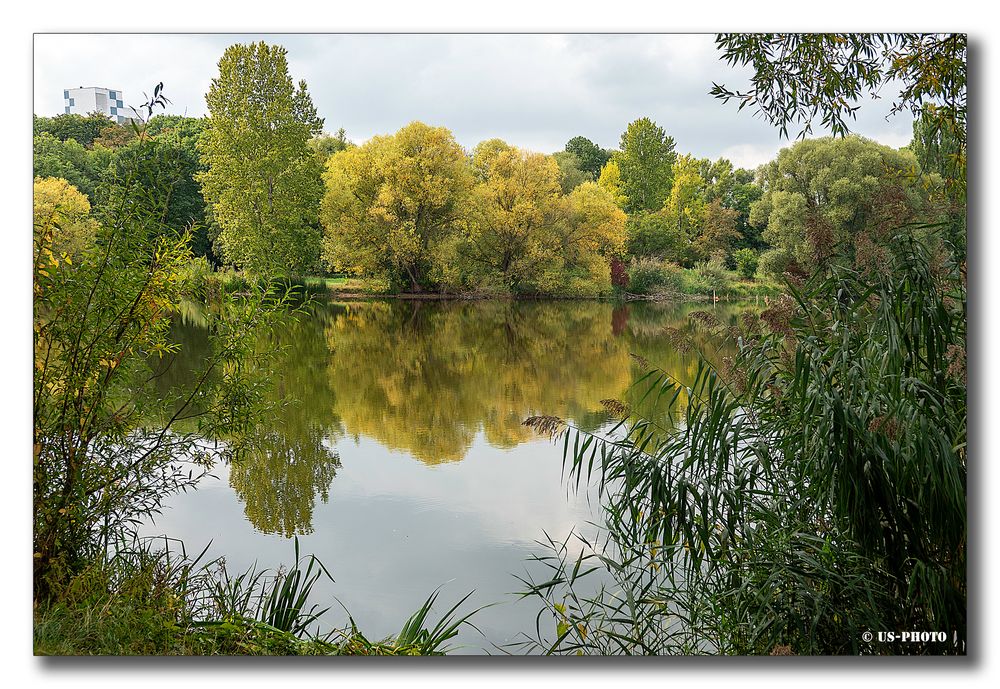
top-left (63, 87), bottom-right (130, 124)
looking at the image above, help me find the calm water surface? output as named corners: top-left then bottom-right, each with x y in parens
top-left (142, 298), bottom-right (746, 653)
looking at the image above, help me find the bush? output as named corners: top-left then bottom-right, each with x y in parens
top-left (627, 258), bottom-right (681, 295)
top-left (695, 255), bottom-right (730, 291)
top-left (756, 247), bottom-right (792, 278)
top-left (732, 248), bottom-right (759, 279)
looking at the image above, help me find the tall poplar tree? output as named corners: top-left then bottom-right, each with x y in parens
top-left (199, 42), bottom-right (324, 275)
top-left (616, 117), bottom-right (677, 215)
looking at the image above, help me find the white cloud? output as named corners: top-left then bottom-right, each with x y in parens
top-left (34, 33), bottom-right (916, 162)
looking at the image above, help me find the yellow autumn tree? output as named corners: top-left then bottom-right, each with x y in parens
top-left (320, 121), bottom-right (472, 291)
top-left (559, 181), bottom-right (628, 295)
top-left (458, 140), bottom-right (566, 293)
top-left (662, 155), bottom-right (708, 265)
top-left (33, 176), bottom-right (98, 259)
top-left (597, 159), bottom-right (627, 208)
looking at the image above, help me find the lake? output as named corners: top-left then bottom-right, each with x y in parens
top-left (141, 297), bottom-right (746, 653)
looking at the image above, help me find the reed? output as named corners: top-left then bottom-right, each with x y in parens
top-left (520, 227), bottom-right (966, 655)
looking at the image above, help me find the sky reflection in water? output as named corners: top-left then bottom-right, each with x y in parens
top-left (143, 298), bottom-right (746, 653)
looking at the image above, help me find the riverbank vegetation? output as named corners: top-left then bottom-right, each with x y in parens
top-left (521, 32), bottom-right (966, 656)
top-left (33, 32), bottom-right (966, 655)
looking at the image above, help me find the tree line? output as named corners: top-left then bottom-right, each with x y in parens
top-left (35, 40), bottom-right (962, 298)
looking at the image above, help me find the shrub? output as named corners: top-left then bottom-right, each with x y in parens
top-left (756, 247), bottom-right (793, 278)
top-left (627, 258), bottom-right (678, 295)
top-left (695, 255), bottom-right (730, 291)
top-left (732, 248), bottom-right (759, 279)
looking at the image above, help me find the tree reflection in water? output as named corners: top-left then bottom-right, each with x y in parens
top-left (167, 297), bottom-right (747, 535)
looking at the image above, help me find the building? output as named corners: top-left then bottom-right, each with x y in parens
top-left (63, 86), bottom-right (131, 123)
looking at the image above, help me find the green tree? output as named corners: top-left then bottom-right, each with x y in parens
top-left (199, 42), bottom-right (325, 276)
top-left (564, 136), bottom-right (611, 179)
top-left (33, 112), bottom-right (113, 148)
top-left (616, 118), bottom-right (677, 214)
top-left (102, 135), bottom-right (209, 256)
top-left (626, 211), bottom-right (684, 261)
top-left (552, 151), bottom-right (590, 194)
top-left (308, 128), bottom-right (352, 166)
top-left (749, 135), bottom-right (924, 276)
top-left (728, 170), bottom-right (766, 251)
top-left (33, 133), bottom-right (109, 201)
top-left (711, 33), bottom-right (966, 193)
top-left (320, 121), bottom-right (472, 291)
top-left (33, 87), bottom-right (289, 598)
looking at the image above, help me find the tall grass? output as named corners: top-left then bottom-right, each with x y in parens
top-left (521, 228), bottom-right (966, 655)
top-left (34, 535), bottom-right (483, 655)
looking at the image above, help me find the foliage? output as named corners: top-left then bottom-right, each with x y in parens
top-left (33, 176), bottom-right (98, 258)
top-left (320, 121), bottom-right (472, 291)
top-left (597, 159), bottom-right (626, 208)
top-left (103, 134), bottom-right (207, 247)
top-left (308, 128), bottom-right (352, 165)
top-left (552, 151), bottom-right (590, 194)
top-left (93, 122), bottom-right (138, 150)
top-left (32, 87), bottom-right (291, 599)
top-left (625, 257), bottom-right (682, 296)
top-left (560, 181), bottom-right (628, 294)
top-left (33, 133), bottom-right (110, 201)
top-left (749, 135), bottom-right (925, 277)
top-left (34, 112), bottom-right (114, 148)
top-left (456, 140), bottom-right (565, 293)
top-left (564, 135), bottom-right (611, 179)
top-left (34, 536), bottom-right (480, 656)
top-left (521, 228), bottom-right (965, 655)
top-left (731, 248), bottom-right (759, 279)
top-left (615, 118), bottom-right (677, 214)
top-left (199, 42), bottom-right (325, 275)
top-left (626, 210), bottom-right (685, 262)
top-left (661, 154), bottom-right (707, 264)
top-left (909, 107), bottom-right (966, 259)
top-left (711, 33), bottom-right (966, 198)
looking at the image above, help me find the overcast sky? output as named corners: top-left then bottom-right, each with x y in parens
top-left (34, 33), bottom-right (915, 169)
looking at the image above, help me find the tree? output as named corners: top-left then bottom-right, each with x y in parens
top-left (559, 182), bottom-right (628, 294)
top-left (616, 118), bottom-right (677, 214)
top-left (696, 199), bottom-right (741, 261)
top-left (33, 112), bottom-right (113, 148)
top-left (320, 121), bottom-right (472, 291)
top-left (104, 134), bottom-right (207, 251)
top-left (146, 116), bottom-right (215, 260)
top-left (33, 133), bottom-right (109, 201)
top-left (711, 33), bottom-right (966, 192)
top-left (626, 211), bottom-right (684, 262)
top-left (33, 87), bottom-right (289, 597)
top-left (457, 140), bottom-right (564, 293)
top-left (597, 160), bottom-right (626, 209)
top-left (308, 128), bottom-right (352, 166)
top-left (552, 151), bottom-right (590, 194)
top-left (564, 136), bottom-right (611, 179)
top-left (33, 177), bottom-right (98, 258)
top-left (93, 123), bottom-right (138, 149)
top-left (749, 135), bottom-right (924, 276)
top-left (661, 154), bottom-right (707, 265)
top-left (199, 42), bottom-right (325, 276)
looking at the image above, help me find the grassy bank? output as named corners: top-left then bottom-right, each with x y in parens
top-left (34, 540), bottom-right (478, 656)
top-left (624, 258), bottom-right (782, 301)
